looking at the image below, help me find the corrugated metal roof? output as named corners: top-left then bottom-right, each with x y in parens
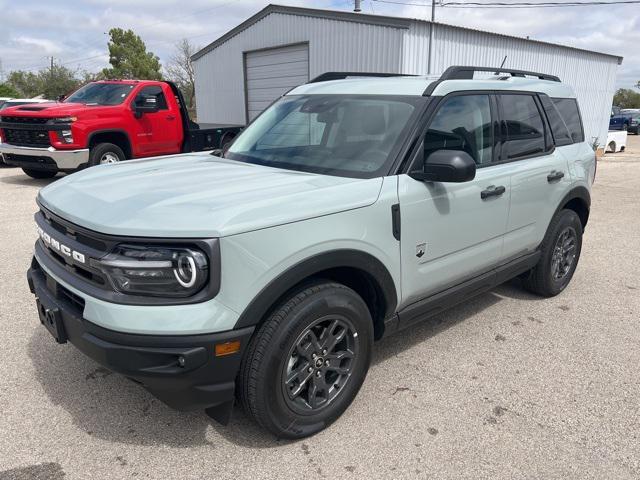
top-left (191, 4), bottom-right (624, 63)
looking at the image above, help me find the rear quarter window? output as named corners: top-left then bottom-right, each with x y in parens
top-left (552, 98), bottom-right (584, 143)
top-left (540, 95), bottom-right (572, 147)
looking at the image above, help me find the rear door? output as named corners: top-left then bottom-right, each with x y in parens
top-left (499, 93), bottom-right (572, 260)
top-left (398, 93), bottom-right (511, 307)
top-left (130, 85), bottom-right (182, 157)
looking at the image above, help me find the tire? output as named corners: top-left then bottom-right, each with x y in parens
top-left (21, 168), bottom-right (57, 179)
top-left (522, 209), bottom-right (583, 297)
top-left (88, 143), bottom-right (125, 167)
top-left (607, 141), bottom-right (616, 153)
top-left (238, 281), bottom-right (373, 439)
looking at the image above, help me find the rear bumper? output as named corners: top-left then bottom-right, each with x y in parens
top-left (0, 143), bottom-right (89, 170)
top-left (27, 259), bottom-right (253, 415)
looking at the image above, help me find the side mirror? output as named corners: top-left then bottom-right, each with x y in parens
top-left (133, 94), bottom-right (159, 118)
top-left (57, 94), bottom-right (66, 102)
top-left (410, 149), bottom-right (476, 183)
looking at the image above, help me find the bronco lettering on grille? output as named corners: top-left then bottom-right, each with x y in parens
top-left (37, 226), bottom-right (86, 264)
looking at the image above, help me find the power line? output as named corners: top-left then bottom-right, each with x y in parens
top-left (373, 0), bottom-right (640, 6)
top-left (444, 0), bottom-right (640, 6)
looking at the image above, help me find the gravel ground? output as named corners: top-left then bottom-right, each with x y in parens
top-left (0, 138), bottom-right (638, 479)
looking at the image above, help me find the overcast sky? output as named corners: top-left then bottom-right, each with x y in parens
top-left (0, 0), bottom-right (637, 89)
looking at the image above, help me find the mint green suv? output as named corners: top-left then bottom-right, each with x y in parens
top-left (28, 66), bottom-right (595, 438)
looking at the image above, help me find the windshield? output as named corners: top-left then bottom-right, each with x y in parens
top-left (65, 83), bottom-right (135, 106)
top-left (226, 95), bottom-right (423, 178)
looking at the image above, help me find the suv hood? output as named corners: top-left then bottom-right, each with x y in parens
top-left (38, 153), bottom-right (383, 238)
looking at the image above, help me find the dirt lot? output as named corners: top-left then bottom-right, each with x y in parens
top-left (0, 138), bottom-right (638, 480)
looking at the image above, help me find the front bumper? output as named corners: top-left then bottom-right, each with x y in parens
top-left (27, 259), bottom-right (254, 420)
top-left (0, 143), bottom-right (89, 171)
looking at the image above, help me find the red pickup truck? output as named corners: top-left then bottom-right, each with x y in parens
top-left (0, 80), bottom-right (241, 178)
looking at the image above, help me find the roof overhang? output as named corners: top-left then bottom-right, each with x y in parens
top-left (191, 4), bottom-right (623, 65)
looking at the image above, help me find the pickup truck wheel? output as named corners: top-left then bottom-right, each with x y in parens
top-left (89, 143), bottom-right (125, 167)
top-left (522, 209), bottom-right (582, 297)
top-left (238, 281), bottom-right (373, 439)
top-left (21, 168), bottom-right (57, 179)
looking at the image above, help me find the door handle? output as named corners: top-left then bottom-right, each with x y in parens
top-left (481, 185), bottom-right (506, 200)
top-left (166, 114), bottom-right (176, 120)
top-left (547, 170), bottom-right (565, 182)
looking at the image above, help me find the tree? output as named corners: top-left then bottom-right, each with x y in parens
top-left (6, 70), bottom-right (40, 97)
top-left (6, 65), bottom-right (82, 99)
top-left (613, 88), bottom-right (640, 109)
top-left (0, 82), bottom-right (20, 98)
top-left (165, 39), bottom-right (199, 117)
top-left (102, 28), bottom-right (162, 80)
top-left (41, 65), bottom-right (83, 99)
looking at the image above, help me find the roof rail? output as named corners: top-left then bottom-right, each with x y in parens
top-left (308, 72), bottom-right (416, 83)
top-left (439, 66), bottom-right (560, 82)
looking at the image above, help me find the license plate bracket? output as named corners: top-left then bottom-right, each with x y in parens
top-left (36, 298), bottom-right (67, 344)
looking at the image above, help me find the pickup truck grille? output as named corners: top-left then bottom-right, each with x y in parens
top-left (1, 116), bottom-right (49, 125)
top-left (3, 128), bottom-right (51, 147)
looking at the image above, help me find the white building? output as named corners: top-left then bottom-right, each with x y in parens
top-left (192, 4), bottom-right (622, 146)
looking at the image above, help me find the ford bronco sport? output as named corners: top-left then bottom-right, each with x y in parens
top-left (27, 66), bottom-right (594, 439)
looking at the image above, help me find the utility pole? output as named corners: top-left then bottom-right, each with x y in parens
top-left (427, 0), bottom-right (436, 74)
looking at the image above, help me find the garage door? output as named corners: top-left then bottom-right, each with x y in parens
top-left (244, 43), bottom-right (309, 122)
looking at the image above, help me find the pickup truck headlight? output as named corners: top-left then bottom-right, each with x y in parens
top-left (97, 244), bottom-right (209, 297)
top-left (47, 117), bottom-right (77, 124)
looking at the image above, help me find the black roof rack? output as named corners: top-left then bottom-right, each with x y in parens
top-left (439, 66), bottom-right (560, 82)
top-left (422, 65), bottom-right (560, 96)
top-left (308, 72), bottom-right (416, 83)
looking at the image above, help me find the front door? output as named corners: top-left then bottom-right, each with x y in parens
top-left (131, 85), bottom-right (182, 157)
top-left (398, 93), bottom-right (511, 308)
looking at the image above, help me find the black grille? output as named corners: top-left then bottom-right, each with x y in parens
top-left (3, 128), bottom-right (51, 147)
top-left (38, 209), bottom-right (109, 289)
top-left (1, 116), bottom-right (49, 124)
top-left (46, 214), bottom-right (107, 252)
top-left (4, 154), bottom-right (56, 166)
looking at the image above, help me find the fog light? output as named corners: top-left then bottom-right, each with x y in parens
top-left (215, 340), bottom-right (241, 357)
top-left (58, 130), bottom-right (73, 144)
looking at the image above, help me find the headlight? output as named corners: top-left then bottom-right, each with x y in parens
top-left (47, 117), bottom-right (77, 124)
top-left (97, 244), bottom-right (209, 298)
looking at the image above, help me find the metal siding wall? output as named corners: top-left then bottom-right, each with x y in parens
top-left (402, 22), bottom-right (619, 146)
top-left (193, 13), bottom-right (404, 125)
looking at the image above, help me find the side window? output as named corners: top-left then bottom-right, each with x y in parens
top-left (500, 94), bottom-right (545, 159)
top-left (425, 95), bottom-right (493, 165)
top-left (137, 86), bottom-right (168, 110)
top-left (540, 95), bottom-right (572, 147)
top-left (552, 98), bottom-right (584, 143)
